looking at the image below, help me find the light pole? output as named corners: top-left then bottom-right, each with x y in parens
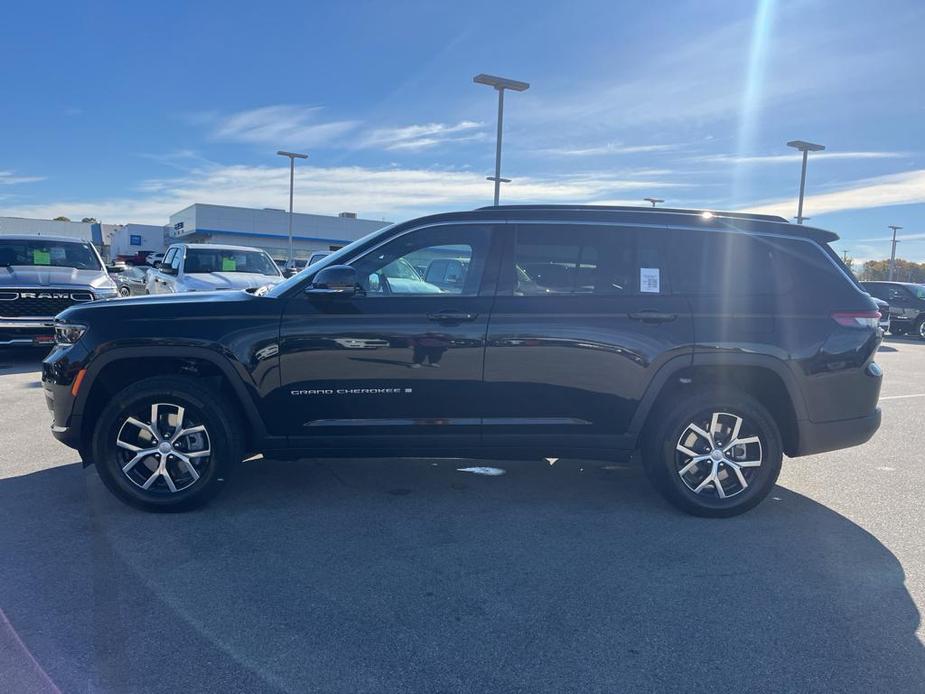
top-left (888, 225), bottom-right (903, 281)
top-left (473, 73), bottom-right (529, 206)
top-left (643, 197), bottom-right (664, 207)
top-left (276, 150), bottom-right (308, 264)
top-left (786, 140), bottom-right (825, 224)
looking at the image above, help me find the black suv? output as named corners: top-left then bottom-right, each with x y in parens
top-left (861, 281), bottom-right (925, 338)
top-left (42, 206), bottom-right (883, 517)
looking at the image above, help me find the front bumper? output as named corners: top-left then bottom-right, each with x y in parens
top-left (42, 343), bottom-right (91, 452)
top-left (0, 319), bottom-right (56, 347)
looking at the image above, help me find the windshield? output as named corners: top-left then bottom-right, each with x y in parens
top-left (381, 257), bottom-right (422, 280)
top-left (0, 239), bottom-right (102, 270)
top-left (183, 248), bottom-right (281, 276)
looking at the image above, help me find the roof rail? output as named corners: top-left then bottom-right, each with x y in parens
top-left (474, 204), bottom-right (789, 224)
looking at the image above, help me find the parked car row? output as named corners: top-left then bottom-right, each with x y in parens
top-left (0, 237), bottom-right (300, 346)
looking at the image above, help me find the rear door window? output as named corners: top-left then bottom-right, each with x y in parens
top-left (507, 224), bottom-right (668, 296)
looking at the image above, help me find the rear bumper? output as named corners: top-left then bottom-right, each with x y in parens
top-left (792, 408), bottom-right (881, 457)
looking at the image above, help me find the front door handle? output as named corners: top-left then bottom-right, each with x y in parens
top-left (427, 311), bottom-right (478, 323)
top-left (628, 310), bottom-right (677, 323)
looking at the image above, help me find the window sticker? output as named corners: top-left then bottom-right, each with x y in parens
top-left (221, 257), bottom-right (237, 271)
top-left (33, 249), bottom-right (51, 265)
top-left (640, 267), bottom-right (660, 293)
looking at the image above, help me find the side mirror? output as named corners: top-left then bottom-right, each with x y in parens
top-left (306, 265), bottom-right (359, 297)
top-left (106, 265), bottom-right (125, 274)
top-left (160, 264), bottom-right (178, 276)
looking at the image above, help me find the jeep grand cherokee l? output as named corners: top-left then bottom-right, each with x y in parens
top-left (41, 206), bottom-right (882, 517)
top-left (0, 235), bottom-right (117, 347)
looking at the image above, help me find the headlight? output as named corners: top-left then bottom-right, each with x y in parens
top-left (55, 323), bottom-right (88, 346)
top-left (94, 287), bottom-right (118, 299)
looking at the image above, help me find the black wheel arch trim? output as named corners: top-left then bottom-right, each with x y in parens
top-left (626, 351), bottom-right (809, 446)
top-left (73, 345), bottom-right (268, 441)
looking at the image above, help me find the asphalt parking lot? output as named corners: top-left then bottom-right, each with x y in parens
top-left (1, 339), bottom-right (924, 693)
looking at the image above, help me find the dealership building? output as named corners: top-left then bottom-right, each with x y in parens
top-left (2, 205), bottom-right (392, 263)
top-left (167, 204), bottom-right (391, 260)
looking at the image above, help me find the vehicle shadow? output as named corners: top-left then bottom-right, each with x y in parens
top-left (1, 458), bottom-right (923, 693)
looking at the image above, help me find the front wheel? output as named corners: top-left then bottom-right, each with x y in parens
top-left (91, 376), bottom-right (242, 511)
top-left (643, 389), bottom-right (783, 517)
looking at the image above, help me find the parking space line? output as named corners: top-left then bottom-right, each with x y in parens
top-left (879, 393), bottom-right (925, 401)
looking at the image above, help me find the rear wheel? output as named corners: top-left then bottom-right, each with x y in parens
top-left (643, 389), bottom-right (782, 517)
top-left (91, 376), bottom-right (242, 511)
top-left (118, 286), bottom-right (131, 297)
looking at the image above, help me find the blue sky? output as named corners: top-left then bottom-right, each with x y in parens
top-left (0, 0), bottom-right (923, 263)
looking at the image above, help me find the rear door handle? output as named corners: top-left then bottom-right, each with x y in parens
top-left (427, 311), bottom-right (478, 323)
top-left (628, 310), bottom-right (677, 323)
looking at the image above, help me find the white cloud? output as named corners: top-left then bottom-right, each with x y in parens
top-left (358, 121), bottom-right (485, 151)
top-left (742, 169), bottom-right (925, 217)
top-left (694, 151), bottom-right (907, 166)
top-left (0, 171), bottom-right (45, 185)
top-left (0, 163), bottom-right (689, 225)
top-left (210, 106), bottom-right (488, 153)
top-left (537, 143), bottom-right (680, 157)
top-left (211, 105), bottom-right (359, 147)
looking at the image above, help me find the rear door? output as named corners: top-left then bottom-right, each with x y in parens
top-left (482, 222), bottom-right (693, 451)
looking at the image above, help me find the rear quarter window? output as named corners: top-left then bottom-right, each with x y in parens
top-left (668, 230), bottom-right (844, 297)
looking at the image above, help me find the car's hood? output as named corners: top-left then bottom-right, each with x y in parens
top-left (0, 265), bottom-right (108, 288)
top-left (185, 272), bottom-right (283, 290)
top-left (57, 287), bottom-right (261, 322)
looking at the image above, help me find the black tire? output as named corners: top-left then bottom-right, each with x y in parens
top-left (890, 325), bottom-right (906, 336)
top-left (91, 376), bottom-right (242, 512)
top-left (118, 286), bottom-right (131, 297)
top-left (642, 389), bottom-right (783, 518)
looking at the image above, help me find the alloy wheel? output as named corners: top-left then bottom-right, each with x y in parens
top-left (675, 411), bottom-right (762, 499)
top-left (115, 402), bottom-right (211, 494)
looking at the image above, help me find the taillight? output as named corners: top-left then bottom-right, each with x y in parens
top-left (831, 311), bottom-right (880, 328)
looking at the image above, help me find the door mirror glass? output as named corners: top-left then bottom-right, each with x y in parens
top-left (307, 265), bottom-right (358, 297)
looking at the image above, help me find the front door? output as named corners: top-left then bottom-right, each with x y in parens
top-left (277, 222), bottom-right (501, 451)
top-left (482, 222), bottom-right (693, 452)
